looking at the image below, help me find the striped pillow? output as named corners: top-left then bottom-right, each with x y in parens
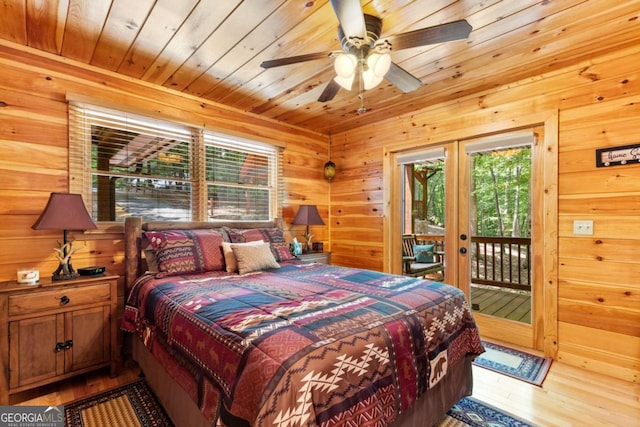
top-left (225, 227), bottom-right (296, 262)
top-left (145, 229), bottom-right (229, 277)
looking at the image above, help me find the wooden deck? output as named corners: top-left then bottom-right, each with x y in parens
top-left (470, 284), bottom-right (531, 324)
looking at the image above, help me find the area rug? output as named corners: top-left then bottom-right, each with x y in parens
top-left (64, 379), bottom-right (173, 426)
top-left (64, 378), bottom-right (533, 427)
top-left (440, 396), bottom-right (536, 426)
top-left (473, 341), bottom-right (552, 386)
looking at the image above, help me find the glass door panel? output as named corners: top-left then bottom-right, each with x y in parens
top-left (400, 150), bottom-right (447, 282)
top-left (467, 145), bottom-right (532, 325)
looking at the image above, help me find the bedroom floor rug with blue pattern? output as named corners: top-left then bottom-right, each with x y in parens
top-left (473, 341), bottom-right (552, 386)
top-left (440, 396), bottom-right (536, 427)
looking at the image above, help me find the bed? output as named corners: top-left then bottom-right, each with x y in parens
top-left (122, 217), bottom-right (484, 427)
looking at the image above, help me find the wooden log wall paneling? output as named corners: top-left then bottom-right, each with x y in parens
top-left (0, 35), bottom-right (638, 383)
top-left (330, 46), bottom-right (640, 382)
top-left (0, 42), bottom-right (329, 310)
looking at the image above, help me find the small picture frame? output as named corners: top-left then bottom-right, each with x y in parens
top-left (312, 242), bottom-right (324, 252)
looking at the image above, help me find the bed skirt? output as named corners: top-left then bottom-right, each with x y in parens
top-left (133, 338), bottom-right (473, 427)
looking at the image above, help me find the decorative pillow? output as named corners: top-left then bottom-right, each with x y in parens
top-left (271, 242), bottom-right (297, 262)
top-left (144, 245), bottom-right (159, 274)
top-left (221, 240), bottom-right (264, 273)
top-left (144, 229), bottom-right (229, 277)
top-left (225, 227), bottom-right (295, 262)
top-left (413, 244), bottom-right (435, 263)
top-left (226, 227), bottom-right (285, 243)
top-left (230, 242), bottom-right (280, 274)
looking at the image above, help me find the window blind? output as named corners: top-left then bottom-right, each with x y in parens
top-left (69, 103), bottom-right (194, 221)
top-left (464, 131), bottom-right (533, 154)
top-left (69, 102), bottom-right (282, 222)
top-left (396, 147), bottom-right (445, 165)
top-left (203, 132), bottom-right (280, 221)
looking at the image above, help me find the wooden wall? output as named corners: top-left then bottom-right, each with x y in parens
top-left (329, 44), bottom-right (640, 382)
top-left (1, 38), bottom-right (638, 383)
top-left (0, 42), bottom-right (330, 304)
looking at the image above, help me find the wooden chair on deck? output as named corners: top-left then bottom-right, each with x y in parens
top-left (402, 235), bottom-right (444, 280)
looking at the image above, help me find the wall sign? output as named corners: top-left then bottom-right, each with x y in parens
top-left (596, 143), bottom-right (640, 167)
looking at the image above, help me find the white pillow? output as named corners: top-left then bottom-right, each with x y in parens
top-left (222, 240), bottom-right (264, 273)
top-left (230, 242), bottom-right (280, 274)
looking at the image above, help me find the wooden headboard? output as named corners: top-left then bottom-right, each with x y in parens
top-left (123, 216), bottom-right (283, 291)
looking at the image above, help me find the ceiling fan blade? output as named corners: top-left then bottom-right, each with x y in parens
top-left (260, 52), bottom-right (330, 69)
top-left (385, 62), bottom-right (421, 93)
top-left (330, 0), bottom-right (366, 40)
top-left (385, 20), bottom-right (472, 51)
top-left (318, 79), bottom-right (341, 102)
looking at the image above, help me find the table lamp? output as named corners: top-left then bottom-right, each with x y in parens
top-left (291, 205), bottom-right (325, 252)
top-left (32, 193), bottom-right (98, 280)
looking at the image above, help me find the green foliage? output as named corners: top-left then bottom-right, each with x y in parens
top-left (414, 160), bottom-right (446, 228)
top-left (470, 147), bottom-right (531, 237)
top-left (411, 147), bottom-right (531, 238)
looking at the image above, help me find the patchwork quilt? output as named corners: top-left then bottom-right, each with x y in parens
top-left (122, 262), bottom-right (484, 427)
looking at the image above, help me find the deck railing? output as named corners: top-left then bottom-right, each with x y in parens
top-left (470, 236), bottom-right (531, 292)
top-left (415, 234), bottom-right (532, 292)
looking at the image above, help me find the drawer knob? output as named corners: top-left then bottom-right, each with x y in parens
top-left (55, 342), bottom-right (65, 352)
top-left (60, 295), bottom-right (70, 305)
top-left (64, 340), bottom-right (73, 350)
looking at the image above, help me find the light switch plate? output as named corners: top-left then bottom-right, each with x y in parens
top-left (573, 220), bottom-right (594, 235)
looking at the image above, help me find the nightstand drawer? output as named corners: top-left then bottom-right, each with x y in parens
top-left (297, 252), bottom-right (331, 264)
top-left (8, 283), bottom-right (111, 316)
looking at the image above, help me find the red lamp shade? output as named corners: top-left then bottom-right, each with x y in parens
top-left (291, 205), bottom-right (325, 226)
top-left (32, 193), bottom-right (97, 232)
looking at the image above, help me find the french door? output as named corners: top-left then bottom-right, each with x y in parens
top-left (458, 129), bottom-right (544, 349)
top-left (393, 126), bottom-right (548, 350)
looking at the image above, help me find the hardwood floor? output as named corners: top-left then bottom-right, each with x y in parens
top-left (9, 365), bottom-right (142, 407)
top-left (11, 348), bottom-right (640, 427)
top-left (473, 340), bottom-right (640, 427)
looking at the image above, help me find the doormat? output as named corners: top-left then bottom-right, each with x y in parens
top-left (64, 379), bottom-right (173, 426)
top-left (473, 341), bottom-right (552, 386)
top-left (440, 396), bottom-right (536, 426)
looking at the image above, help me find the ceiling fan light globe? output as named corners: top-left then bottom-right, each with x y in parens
top-left (367, 52), bottom-right (391, 77)
top-left (334, 54), bottom-right (357, 78)
top-left (334, 74), bottom-right (355, 90)
top-left (362, 69), bottom-right (384, 90)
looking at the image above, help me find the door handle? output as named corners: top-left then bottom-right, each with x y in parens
top-left (459, 247), bottom-right (467, 254)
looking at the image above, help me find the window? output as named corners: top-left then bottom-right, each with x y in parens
top-left (69, 101), bottom-right (282, 222)
top-left (204, 132), bottom-right (279, 221)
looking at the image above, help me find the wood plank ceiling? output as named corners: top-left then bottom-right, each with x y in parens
top-left (1, 0), bottom-right (639, 135)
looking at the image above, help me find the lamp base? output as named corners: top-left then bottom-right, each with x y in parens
top-left (52, 272), bottom-right (79, 281)
top-left (52, 262), bottom-right (78, 281)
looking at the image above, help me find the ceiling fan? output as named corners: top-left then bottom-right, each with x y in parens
top-left (260, 0), bottom-right (472, 112)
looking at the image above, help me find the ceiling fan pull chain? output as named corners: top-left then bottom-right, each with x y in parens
top-left (357, 92), bottom-right (366, 114)
top-left (357, 49), bottom-right (367, 114)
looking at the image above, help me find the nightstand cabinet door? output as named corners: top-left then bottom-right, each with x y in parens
top-left (9, 315), bottom-right (63, 389)
top-left (66, 306), bottom-right (111, 372)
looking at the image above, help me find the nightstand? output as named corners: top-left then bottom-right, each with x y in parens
top-left (0, 274), bottom-right (119, 404)
top-left (297, 251), bottom-right (331, 264)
